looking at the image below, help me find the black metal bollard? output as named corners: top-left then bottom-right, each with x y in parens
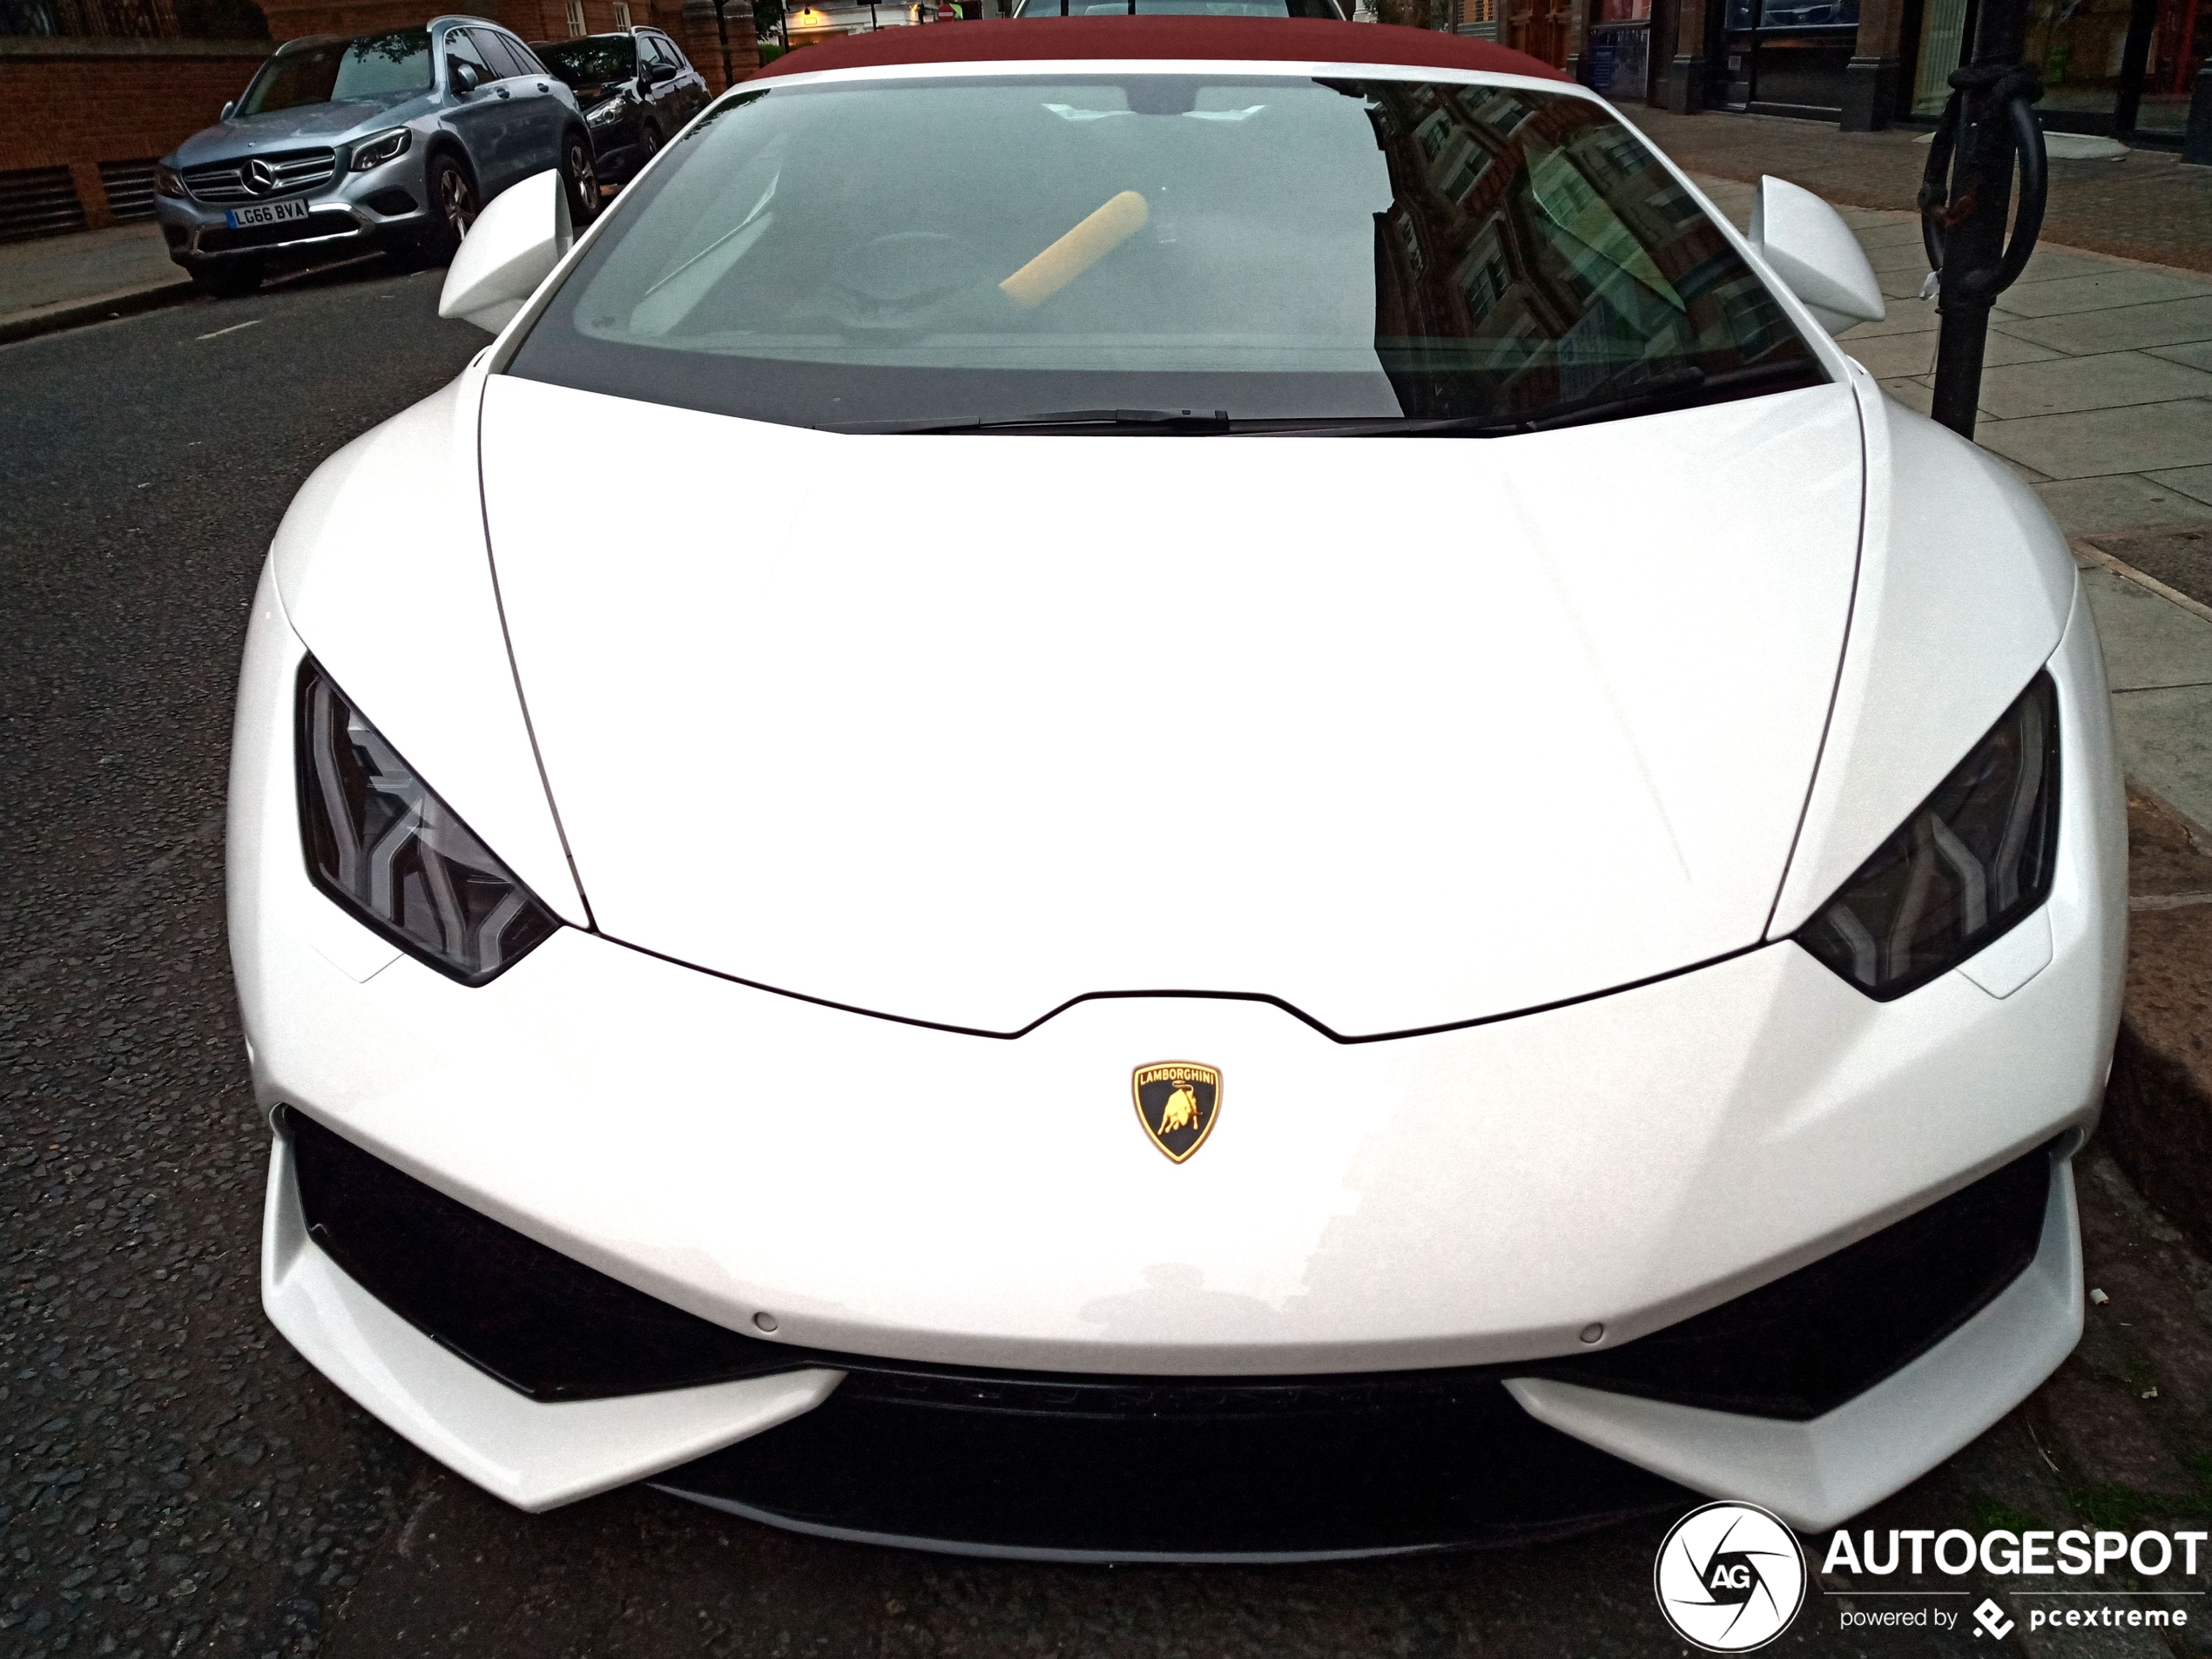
top-left (1918, 0), bottom-right (2049, 439)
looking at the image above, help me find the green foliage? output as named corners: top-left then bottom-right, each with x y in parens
top-left (2076, 1481), bottom-right (2154, 1529)
top-left (753, 0), bottom-right (786, 37)
top-left (1970, 1494), bottom-right (2047, 1534)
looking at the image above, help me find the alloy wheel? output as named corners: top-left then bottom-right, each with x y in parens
top-left (442, 165), bottom-right (477, 240)
top-left (567, 140), bottom-right (598, 219)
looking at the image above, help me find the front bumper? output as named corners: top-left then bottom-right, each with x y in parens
top-left (233, 554), bottom-right (2124, 1548)
top-left (154, 152), bottom-right (434, 270)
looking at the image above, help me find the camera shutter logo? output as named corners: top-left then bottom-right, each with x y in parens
top-left (1653, 1501), bottom-right (1807, 1652)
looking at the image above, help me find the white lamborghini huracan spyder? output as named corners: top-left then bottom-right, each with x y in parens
top-left (228, 17), bottom-right (2125, 1560)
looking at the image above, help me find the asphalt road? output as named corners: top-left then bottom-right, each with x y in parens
top-left (3, 260), bottom-right (2210, 1659)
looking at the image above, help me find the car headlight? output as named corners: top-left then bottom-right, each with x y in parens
top-left (297, 660), bottom-right (558, 985)
top-left (156, 163), bottom-right (185, 199)
top-left (586, 95), bottom-right (629, 127)
top-left (349, 127), bottom-right (411, 172)
top-left (1797, 672), bottom-right (2059, 1000)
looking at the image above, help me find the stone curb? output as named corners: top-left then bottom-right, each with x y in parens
top-left (0, 277), bottom-right (200, 348)
top-left (2100, 786), bottom-right (2212, 1257)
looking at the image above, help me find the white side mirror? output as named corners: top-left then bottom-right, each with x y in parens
top-left (1749, 175), bottom-right (1885, 336)
top-left (438, 169), bottom-right (573, 334)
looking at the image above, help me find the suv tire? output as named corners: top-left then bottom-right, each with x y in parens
top-left (421, 154), bottom-right (479, 264)
top-left (561, 129), bottom-right (600, 225)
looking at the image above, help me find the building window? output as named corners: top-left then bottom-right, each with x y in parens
top-left (613, 0), bottom-right (631, 22)
top-left (565, 0), bottom-right (585, 35)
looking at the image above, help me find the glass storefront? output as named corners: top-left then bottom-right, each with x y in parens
top-left (1905, 0), bottom-right (2207, 138)
top-left (1588, 0), bottom-right (1652, 101)
top-left (1714, 0), bottom-right (1862, 115)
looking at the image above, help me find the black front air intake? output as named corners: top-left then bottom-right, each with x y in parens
top-left (285, 1103), bottom-right (2053, 1420)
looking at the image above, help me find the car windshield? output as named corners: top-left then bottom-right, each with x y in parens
top-left (508, 74), bottom-right (1821, 431)
top-left (538, 36), bottom-right (637, 85)
top-left (237, 30), bottom-right (435, 115)
top-left (1015, 1), bottom-right (1342, 14)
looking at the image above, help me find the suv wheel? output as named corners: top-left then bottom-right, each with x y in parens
top-left (562, 131), bottom-right (600, 224)
top-left (423, 155), bottom-right (478, 263)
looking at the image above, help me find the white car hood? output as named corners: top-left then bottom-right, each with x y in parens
top-left (481, 374), bottom-right (1864, 1036)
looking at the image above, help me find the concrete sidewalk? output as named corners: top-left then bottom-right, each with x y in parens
top-left (0, 221), bottom-right (193, 343)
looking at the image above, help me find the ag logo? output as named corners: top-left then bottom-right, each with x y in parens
top-left (1131, 1062), bottom-right (1221, 1163)
top-left (1653, 1501), bottom-right (1807, 1652)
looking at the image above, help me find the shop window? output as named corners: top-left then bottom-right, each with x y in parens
top-left (565, 0), bottom-right (585, 36)
top-left (2139, 0), bottom-right (2212, 132)
top-left (1725, 0), bottom-right (1859, 23)
top-left (614, 0), bottom-right (631, 22)
top-left (1912, 0), bottom-right (1971, 115)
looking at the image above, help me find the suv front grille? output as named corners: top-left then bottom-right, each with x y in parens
top-left (182, 147), bottom-right (337, 205)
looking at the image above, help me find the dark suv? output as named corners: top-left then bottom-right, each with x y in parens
top-left (534, 28), bottom-right (708, 191)
top-left (154, 16), bottom-right (597, 298)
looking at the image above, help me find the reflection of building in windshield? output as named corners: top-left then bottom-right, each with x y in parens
top-left (1359, 82), bottom-right (1795, 420)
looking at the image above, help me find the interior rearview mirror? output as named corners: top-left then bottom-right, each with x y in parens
top-left (451, 60), bottom-right (480, 96)
top-left (1749, 175), bottom-right (1885, 337)
top-left (438, 167), bottom-right (572, 334)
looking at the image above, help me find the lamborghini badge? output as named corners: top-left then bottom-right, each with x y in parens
top-left (1132, 1062), bottom-right (1222, 1163)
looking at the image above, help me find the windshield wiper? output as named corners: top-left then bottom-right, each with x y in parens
top-left (823, 408), bottom-right (1234, 435)
top-left (1260, 360), bottom-right (1823, 439)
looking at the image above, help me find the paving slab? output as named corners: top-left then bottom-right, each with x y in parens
top-left (1994, 295), bottom-right (2212, 355)
top-left (2034, 474), bottom-right (2212, 535)
top-left (1877, 376), bottom-right (1936, 415)
top-left (1862, 238), bottom-right (1935, 274)
top-left (2080, 567), bottom-right (2212, 688)
top-left (1843, 330), bottom-right (1938, 378)
top-left (2087, 525), bottom-right (2212, 609)
top-left (1974, 349), bottom-right (2212, 419)
top-left (2112, 684), bottom-right (2212, 829)
top-left (1977, 397), bottom-right (2212, 478)
top-left (1994, 267), bottom-right (2212, 319)
top-left (1837, 304), bottom-right (1943, 339)
top-left (1851, 218), bottom-right (1928, 250)
top-left (2013, 246), bottom-right (2146, 286)
top-left (0, 221), bottom-right (178, 314)
top-left (2146, 339), bottom-right (2212, 373)
top-left (2141, 466), bottom-right (2212, 509)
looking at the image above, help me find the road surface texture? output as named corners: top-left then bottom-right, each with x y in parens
top-left (5, 262), bottom-right (2212, 1659)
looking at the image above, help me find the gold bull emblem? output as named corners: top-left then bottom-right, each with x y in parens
top-left (1131, 1062), bottom-right (1222, 1163)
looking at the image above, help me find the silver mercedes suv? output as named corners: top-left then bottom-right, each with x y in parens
top-left (154, 17), bottom-right (597, 298)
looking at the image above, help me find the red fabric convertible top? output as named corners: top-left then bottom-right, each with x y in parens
top-left (747, 17), bottom-right (1571, 84)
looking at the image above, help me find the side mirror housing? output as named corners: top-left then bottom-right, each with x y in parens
top-left (437, 167), bottom-right (572, 334)
top-left (1749, 175), bottom-right (1885, 336)
top-left (451, 60), bottom-right (480, 96)
top-left (220, 100), bottom-right (236, 120)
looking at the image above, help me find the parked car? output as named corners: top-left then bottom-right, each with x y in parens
top-left (236, 17), bottom-right (2122, 1559)
top-left (533, 28), bottom-right (709, 191)
top-left (154, 17), bottom-right (598, 298)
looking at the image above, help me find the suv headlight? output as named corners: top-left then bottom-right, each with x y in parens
top-left (350, 127), bottom-right (411, 172)
top-left (297, 661), bottom-right (559, 985)
top-left (1797, 672), bottom-right (2059, 1000)
top-left (586, 94), bottom-right (630, 127)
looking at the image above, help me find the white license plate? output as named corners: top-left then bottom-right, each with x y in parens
top-left (226, 198), bottom-right (311, 230)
